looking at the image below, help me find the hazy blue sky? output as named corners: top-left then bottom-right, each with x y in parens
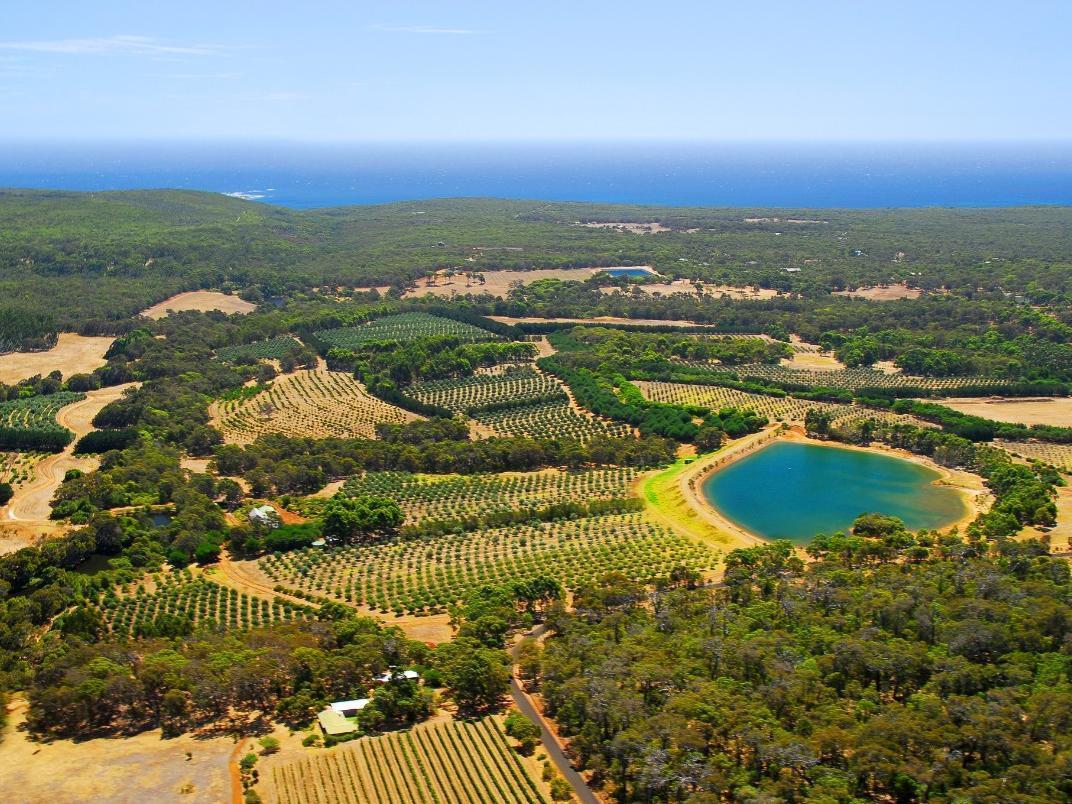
top-left (2, 0), bottom-right (1069, 142)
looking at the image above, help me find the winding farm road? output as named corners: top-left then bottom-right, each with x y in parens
top-left (1, 383), bottom-right (137, 551)
top-left (510, 628), bottom-right (599, 804)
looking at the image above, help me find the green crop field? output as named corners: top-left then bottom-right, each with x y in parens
top-left (260, 512), bottom-right (714, 615)
top-left (636, 380), bottom-right (928, 429)
top-left (315, 312), bottom-right (497, 348)
top-left (91, 573), bottom-right (315, 637)
top-left (216, 335), bottom-right (303, 362)
top-left (336, 466), bottom-right (640, 525)
top-left (717, 362), bottom-right (1007, 393)
top-left (0, 391), bottom-right (83, 431)
top-left (267, 716), bottom-right (547, 804)
top-left (406, 367), bottom-right (562, 413)
top-left (473, 398), bottom-right (632, 441)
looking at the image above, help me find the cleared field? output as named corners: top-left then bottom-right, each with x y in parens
top-left (405, 266), bottom-right (596, 298)
top-left (212, 369), bottom-right (418, 444)
top-left (0, 696), bottom-right (235, 804)
top-left (473, 398), bottom-right (632, 441)
top-left (833, 283), bottom-right (922, 301)
top-left (140, 290), bottom-right (256, 319)
top-left (405, 265), bottom-right (657, 299)
top-left (265, 716), bottom-right (548, 804)
top-left (261, 512), bottom-right (714, 614)
top-left (935, 396), bottom-right (1072, 428)
top-left (217, 336), bottom-right (302, 362)
top-left (0, 332), bottom-right (114, 384)
top-left (92, 573), bottom-right (314, 637)
top-left (782, 351), bottom-right (845, 370)
top-left (998, 440), bottom-right (1072, 472)
top-left (315, 312), bottom-right (497, 348)
top-left (600, 281), bottom-right (785, 300)
top-left (337, 467), bottom-right (640, 525)
top-left (406, 368), bottom-right (561, 413)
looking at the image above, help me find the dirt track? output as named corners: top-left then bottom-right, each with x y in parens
top-left (0, 383), bottom-right (137, 552)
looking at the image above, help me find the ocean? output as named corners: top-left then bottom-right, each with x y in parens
top-left (0, 141), bottom-right (1070, 209)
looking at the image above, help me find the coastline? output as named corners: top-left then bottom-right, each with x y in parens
top-left (657, 427), bottom-right (989, 550)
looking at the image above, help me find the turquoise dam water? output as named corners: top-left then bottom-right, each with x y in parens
top-left (701, 440), bottom-right (967, 543)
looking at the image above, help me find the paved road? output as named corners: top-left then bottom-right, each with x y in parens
top-left (510, 630), bottom-right (599, 804)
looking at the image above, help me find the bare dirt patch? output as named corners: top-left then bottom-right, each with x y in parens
top-left (0, 696), bottom-right (236, 804)
top-left (782, 351), bottom-right (845, 370)
top-left (0, 333), bottom-right (114, 384)
top-left (577, 221), bottom-right (672, 233)
top-left (833, 283), bottom-right (922, 301)
top-left (141, 291), bottom-right (257, 319)
top-left (490, 315), bottom-right (774, 335)
top-left (404, 266), bottom-right (655, 299)
top-left (601, 281), bottom-right (784, 300)
top-left (935, 396), bottom-right (1072, 428)
top-left (744, 217), bottom-right (827, 225)
top-left (358, 607), bottom-right (455, 644)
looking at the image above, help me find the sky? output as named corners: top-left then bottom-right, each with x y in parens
top-left (1, 0), bottom-right (1070, 142)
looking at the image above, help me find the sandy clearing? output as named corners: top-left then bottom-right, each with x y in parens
top-left (577, 220), bottom-right (672, 233)
top-left (491, 315), bottom-right (775, 335)
top-left (0, 696), bottom-right (235, 804)
top-left (357, 606), bottom-right (455, 644)
top-left (180, 457), bottom-right (212, 474)
top-left (141, 291), bottom-right (257, 319)
top-left (404, 266), bottom-right (656, 299)
top-left (0, 333), bottom-right (115, 385)
top-left (782, 351), bottom-right (845, 370)
top-left (0, 383), bottom-right (137, 553)
top-left (935, 396), bottom-right (1072, 428)
top-left (833, 283), bottom-right (922, 301)
top-left (600, 282), bottom-right (785, 300)
top-left (744, 217), bottom-right (827, 225)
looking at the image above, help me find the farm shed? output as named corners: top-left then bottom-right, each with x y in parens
top-left (248, 504), bottom-right (280, 528)
top-left (376, 669), bottom-right (420, 683)
top-left (317, 708), bottom-right (358, 736)
top-left (330, 699), bottom-right (370, 718)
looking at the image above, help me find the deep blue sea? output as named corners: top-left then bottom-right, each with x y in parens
top-left (1, 142), bottom-right (1070, 209)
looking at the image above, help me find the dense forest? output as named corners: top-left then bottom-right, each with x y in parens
top-left (532, 537), bottom-right (1072, 801)
top-left (2, 190), bottom-right (1072, 345)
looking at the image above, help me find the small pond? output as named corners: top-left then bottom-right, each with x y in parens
top-left (701, 440), bottom-right (967, 543)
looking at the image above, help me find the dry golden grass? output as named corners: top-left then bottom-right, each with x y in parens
top-left (0, 696), bottom-right (235, 804)
top-left (405, 266), bottom-right (657, 299)
top-left (833, 283), bottom-right (922, 301)
top-left (937, 397), bottom-right (1072, 428)
top-left (140, 290), bottom-right (256, 319)
top-left (0, 333), bottom-right (114, 384)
